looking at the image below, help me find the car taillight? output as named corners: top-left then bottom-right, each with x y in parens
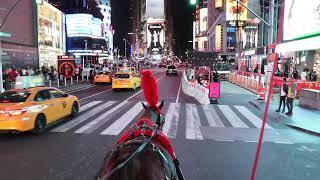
top-left (1, 110), bottom-right (27, 116)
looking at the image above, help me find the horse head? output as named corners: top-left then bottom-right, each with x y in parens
top-left (141, 100), bottom-right (165, 130)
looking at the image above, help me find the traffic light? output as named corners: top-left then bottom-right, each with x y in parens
top-left (190, 0), bottom-right (197, 5)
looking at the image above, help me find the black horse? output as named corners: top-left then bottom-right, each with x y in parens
top-left (97, 101), bottom-right (184, 180)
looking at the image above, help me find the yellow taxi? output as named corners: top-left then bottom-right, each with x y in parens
top-left (112, 71), bottom-right (141, 90)
top-left (94, 71), bottom-right (113, 84)
top-left (0, 87), bottom-right (80, 134)
top-left (116, 66), bottom-right (136, 72)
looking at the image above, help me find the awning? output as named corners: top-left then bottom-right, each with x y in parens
top-left (276, 36), bottom-right (320, 53)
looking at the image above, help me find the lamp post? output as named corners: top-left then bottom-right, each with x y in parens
top-left (83, 40), bottom-right (87, 69)
top-left (123, 39), bottom-right (127, 59)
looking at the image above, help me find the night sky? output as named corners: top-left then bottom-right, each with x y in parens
top-left (111, 0), bottom-right (194, 57)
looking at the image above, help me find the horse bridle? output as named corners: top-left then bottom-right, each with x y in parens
top-left (98, 108), bottom-right (176, 180)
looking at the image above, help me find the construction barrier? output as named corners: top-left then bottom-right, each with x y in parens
top-left (258, 88), bottom-right (265, 100)
top-left (229, 72), bottom-right (264, 94)
top-left (181, 71), bottom-right (210, 105)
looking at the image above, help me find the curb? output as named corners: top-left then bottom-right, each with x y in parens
top-left (249, 100), bottom-right (263, 110)
top-left (249, 99), bottom-right (320, 136)
top-left (228, 81), bottom-right (259, 95)
top-left (284, 124), bottom-right (320, 136)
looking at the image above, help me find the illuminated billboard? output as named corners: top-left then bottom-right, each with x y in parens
top-left (226, 0), bottom-right (248, 21)
top-left (215, 0), bottom-right (223, 8)
top-left (146, 0), bottom-right (164, 18)
top-left (37, 1), bottom-right (64, 67)
top-left (66, 14), bottom-right (103, 38)
top-left (66, 14), bottom-right (93, 37)
top-left (200, 8), bottom-right (208, 32)
top-left (147, 23), bottom-right (164, 54)
top-left (215, 25), bottom-right (223, 51)
top-left (283, 0), bottom-right (320, 40)
top-left (92, 18), bottom-right (103, 38)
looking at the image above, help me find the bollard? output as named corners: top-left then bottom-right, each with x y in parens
top-left (57, 78), bottom-right (60, 87)
top-left (77, 76), bottom-right (79, 83)
top-left (49, 80), bottom-right (52, 87)
top-left (71, 77), bottom-right (73, 85)
top-left (64, 78), bottom-right (67, 86)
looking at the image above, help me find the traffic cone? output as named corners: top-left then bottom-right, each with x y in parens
top-left (258, 87), bottom-right (264, 100)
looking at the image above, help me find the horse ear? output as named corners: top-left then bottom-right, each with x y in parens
top-left (158, 100), bottom-right (164, 110)
top-left (141, 102), bottom-right (147, 109)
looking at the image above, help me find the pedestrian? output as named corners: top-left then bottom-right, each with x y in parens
top-left (49, 66), bottom-right (54, 80)
top-left (75, 66), bottom-right (80, 80)
top-left (27, 67), bottom-right (35, 76)
top-left (312, 71), bottom-right (318, 82)
top-left (21, 67), bottom-right (27, 76)
top-left (286, 82), bottom-right (297, 116)
top-left (275, 78), bottom-right (288, 113)
top-left (292, 68), bottom-right (299, 79)
top-left (300, 68), bottom-right (306, 80)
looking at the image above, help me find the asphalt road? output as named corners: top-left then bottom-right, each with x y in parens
top-left (0, 68), bottom-right (319, 180)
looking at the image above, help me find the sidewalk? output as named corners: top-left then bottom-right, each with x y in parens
top-left (250, 97), bottom-right (320, 135)
top-left (45, 80), bottom-right (94, 93)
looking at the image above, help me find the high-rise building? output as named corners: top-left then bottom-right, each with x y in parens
top-left (193, 0), bottom-right (208, 52)
top-left (130, 0), bottom-right (174, 60)
top-left (48, 0), bottom-right (110, 65)
top-left (0, 0), bottom-right (39, 69)
top-left (99, 0), bottom-right (113, 56)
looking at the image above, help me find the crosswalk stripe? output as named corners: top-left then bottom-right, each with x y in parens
top-left (79, 101), bottom-right (102, 112)
top-left (162, 103), bottom-right (180, 138)
top-left (186, 104), bottom-right (204, 140)
top-left (218, 105), bottom-right (249, 128)
top-left (202, 105), bottom-right (224, 127)
top-left (51, 101), bottom-right (116, 132)
top-left (74, 101), bottom-right (130, 134)
top-left (100, 102), bottom-right (144, 135)
top-left (234, 106), bottom-right (273, 129)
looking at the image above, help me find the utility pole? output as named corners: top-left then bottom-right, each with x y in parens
top-left (234, 1), bottom-right (276, 180)
top-left (83, 40), bottom-right (87, 69)
top-left (123, 39), bottom-right (127, 58)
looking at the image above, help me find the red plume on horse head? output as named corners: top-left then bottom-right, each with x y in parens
top-left (141, 70), bottom-right (159, 108)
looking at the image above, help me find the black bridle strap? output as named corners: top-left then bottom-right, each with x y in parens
top-left (99, 124), bottom-right (158, 180)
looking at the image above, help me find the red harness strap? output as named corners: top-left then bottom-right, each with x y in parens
top-left (116, 118), bottom-right (176, 160)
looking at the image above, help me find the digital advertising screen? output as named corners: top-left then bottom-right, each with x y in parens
top-left (226, 0), bottom-right (248, 21)
top-left (92, 18), bottom-right (103, 38)
top-left (66, 14), bottom-right (93, 37)
top-left (283, 0), bottom-right (320, 40)
top-left (147, 23), bottom-right (164, 54)
top-left (146, 0), bottom-right (164, 18)
top-left (200, 8), bottom-right (208, 32)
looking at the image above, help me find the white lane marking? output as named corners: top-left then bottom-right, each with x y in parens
top-left (274, 141), bottom-right (294, 144)
top-left (218, 105), bottom-right (249, 128)
top-left (124, 74), bottom-right (166, 102)
top-left (79, 101), bottom-right (102, 112)
top-left (202, 105), bottom-right (225, 127)
top-left (80, 88), bottom-right (113, 101)
top-left (244, 140), bottom-right (258, 143)
top-left (176, 81), bottom-right (182, 103)
top-left (186, 104), bottom-right (204, 140)
top-left (75, 101), bottom-right (130, 134)
top-left (100, 102), bottom-right (143, 135)
top-left (51, 101), bottom-right (116, 132)
top-left (162, 103), bottom-right (180, 138)
top-left (234, 105), bottom-right (273, 129)
top-left (66, 85), bottom-right (95, 93)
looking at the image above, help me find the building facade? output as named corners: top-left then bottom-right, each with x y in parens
top-left (130, 0), bottom-right (174, 60)
top-left (193, 0), bottom-right (208, 52)
top-left (0, 0), bottom-right (39, 69)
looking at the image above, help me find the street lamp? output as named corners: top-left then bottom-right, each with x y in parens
top-left (83, 40), bottom-right (87, 69)
top-left (123, 39), bottom-right (127, 58)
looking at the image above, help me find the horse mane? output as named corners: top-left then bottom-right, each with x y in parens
top-left (98, 139), bottom-right (175, 180)
top-left (141, 70), bottom-right (158, 107)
